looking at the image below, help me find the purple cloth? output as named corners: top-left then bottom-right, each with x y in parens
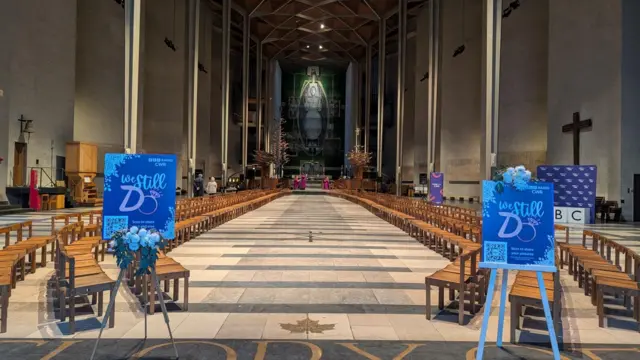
top-left (293, 179), bottom-right (299, 190)
top-left (301, 176), bottom-right (307, 189)
top-left (323, 180), bottom-right (329, 189)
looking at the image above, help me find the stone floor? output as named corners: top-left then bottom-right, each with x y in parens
top-left (1, 195), bottom-right (639, 359)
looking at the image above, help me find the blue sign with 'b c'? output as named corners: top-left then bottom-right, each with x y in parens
top-left (102, 153), bottom-right (177, 240)
top-left (480, 181), bottom-right (555, 272)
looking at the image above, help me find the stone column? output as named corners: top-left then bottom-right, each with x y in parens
top-left (376, 18), bottom-right (386, 177)
top-left (184, 0), bottom-right (199, 196)
top-left (364, 44), bottom-right (372, 153)
top-left (256, 41), bottom-right (263, 151)
top-left (241, 14), bottom-right (250, 176)
top-left (395, 0), bottom-right (407, 195)
top-left (125, 0), bottom-right (143, 153)
top-left (480, 0), bottom-right (502, 183)
top-left (220, 0), bottom-right (231, 186)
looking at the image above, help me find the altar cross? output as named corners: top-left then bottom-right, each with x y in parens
top-left (562, 112), bottom-right (592, 165)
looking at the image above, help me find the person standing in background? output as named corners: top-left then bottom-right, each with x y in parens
top-left (193, 173), bottom-right (205, 197)
top-left (206, 177), bottom-right (218, 195)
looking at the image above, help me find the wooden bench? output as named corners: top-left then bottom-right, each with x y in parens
top-left (426, 248), bottom-right (485, 325)
top-left (332, 190), bottom-right (487, 325)
top-left (55, 222), bottom-right (116, 334)
top-left (145, 252), bottom-right (190, 314)
top-left (1, 221), bottom-right (55, 274)
top-left (0, 265), bottom-right (11, 333)
top-left (509, 268), bottom-right (561, 343)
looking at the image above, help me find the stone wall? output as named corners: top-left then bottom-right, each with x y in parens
top-left (439, 0), bottom-right (482, 197)
top-left (1, 0), bottom-right (77, 190)
top-left (497, 0), bottom-right (548, 174)
top-left (547, 0), bottom-right (622, 202)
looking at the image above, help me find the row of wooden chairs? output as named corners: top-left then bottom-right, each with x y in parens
top-left (0, 190), bottom-right (285, 334)
top-left (568, 231), bottom-right (640, 329)
top-left (331, 190), bottom-right (487, 325)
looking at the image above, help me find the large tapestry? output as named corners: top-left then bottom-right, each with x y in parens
top-left (281, 65), bottom-right (345, 178)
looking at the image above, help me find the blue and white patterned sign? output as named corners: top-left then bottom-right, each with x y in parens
top-left (536, 165), bottom-right (597, 224)
top-left (102, 153), bottom-right (176, 240)
top-left (481, 180), bottom-right (555, 271)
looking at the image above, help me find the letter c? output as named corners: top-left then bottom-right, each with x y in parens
top-left (572, 210), bottom-right (582, 221)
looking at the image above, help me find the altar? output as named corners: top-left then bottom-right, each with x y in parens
top-left (300, 161), bottom-right (324, 179)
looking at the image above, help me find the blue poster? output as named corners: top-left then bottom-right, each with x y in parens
top-left (537, 165), bottom-right (597, 224)
top-left (428, 172), bottom-right (444, 205)
top-left (102, 153), bottom-right (177, 240)
top-left (481, 180), bottom-right (555, 271)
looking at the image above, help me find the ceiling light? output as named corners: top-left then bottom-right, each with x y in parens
top-left (319, 45), bottom-right (323, 49)
top-left (306, 45), bottom-right (310, 48)
top-left (320, 24), bottom-right (325, 29)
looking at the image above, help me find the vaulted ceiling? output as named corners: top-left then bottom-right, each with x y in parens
top-left (209, 0), bottom-right (428, 63)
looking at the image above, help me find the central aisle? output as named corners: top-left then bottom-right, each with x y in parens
top-left (162, 194), bottom-right (472, 341)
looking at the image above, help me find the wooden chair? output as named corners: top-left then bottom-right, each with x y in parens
top-left (146, 252), bottom-right (190, 314)
top-left (55, 222), bottom-right (116, 334)
top-left (426, 248), bottom-right (484, 325)
top-left (0, 267), bottom-right (11, 333)
top-left (509, 268), bottom-right (562, 343)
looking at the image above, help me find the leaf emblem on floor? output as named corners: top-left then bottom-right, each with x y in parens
top-left (280, 317), bottom-right (336, 334)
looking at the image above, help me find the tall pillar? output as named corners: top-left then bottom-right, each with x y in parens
top-left (124, 0), bottom-right (143, 154)
top-left (480, 0), bottom-right (502, 182)
top-left (221, 0), bottom-right (231, 186)
top-left (355, 63), bottom-right (361, 148)
top-left (241, 14), bottom-right (250, 176)
top-left (364, 44), bottom-right (372, 153)
top-left (376, 18), bottom-right (386, 177)
top-left (256, 42), bottom-right (263, 151)
top-left (395, 0), bottom-right (407, 195)
top-left (427, 0), bottom-right (441, 173)
top-left (264, 58), bottom-right (271, 153)
top-left (185, 0), bottom-right (200, 196)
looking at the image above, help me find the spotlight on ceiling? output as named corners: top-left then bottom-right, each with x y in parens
top-left (320, 24), bottom-right (325, 29)
top-left (452, 44), bottom-right (465, 57)
top-left (306, 45), bottom-right (310, 48)
top-left (319, 45), bottom-right (323, 49)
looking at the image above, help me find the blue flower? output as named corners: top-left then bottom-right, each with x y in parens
top-left (128, 242), bottom-right (140, 251)
top-left (138, 229), bottom-right (148, 237)
top-left (503, 171), bottom-right (513, 184)
top-left (514, 177), bottom-right (528, 191)
top-left (130, 226), bottom-right (139, 234)
top-left (515, 165), bottom-right (525, 172)
top-left (523, 170), bottom-right (532, 182)
top-left (149, 233), bottom-right (160, 247)
top-left (130, 234), bottom-right (140, 244)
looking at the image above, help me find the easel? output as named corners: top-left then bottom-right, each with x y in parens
top-left (475, 264), bottom-right (560, 360)
top-left (90, 266), bottom-right (179, 360)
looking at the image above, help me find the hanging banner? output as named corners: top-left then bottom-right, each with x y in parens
top-left (428, 172), bottom-right (444, 204)
top-left (480, 180), bottom-right (555, 271)
top-left (102, 153), bottom-right (177, 240)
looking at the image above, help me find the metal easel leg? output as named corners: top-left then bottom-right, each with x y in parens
top-left (90, 268), bottom-right (125, 360)
top-left (152, 267), bottom-right (179, 359)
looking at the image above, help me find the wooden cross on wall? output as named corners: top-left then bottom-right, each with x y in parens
top-left (562, 112), bottom-right (592, 165)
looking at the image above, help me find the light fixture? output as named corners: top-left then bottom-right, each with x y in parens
top-left (306, 45), bottom-right (310, 48)
top-left (503, 0), bottom-right (521, 18)
top-left (319, 45), bottom-right (323, 49)
top-left (320, 23), bottom-right (325, 29)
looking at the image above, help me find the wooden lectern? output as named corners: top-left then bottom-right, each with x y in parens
top-left (65, 142), bottom-right (102, 207)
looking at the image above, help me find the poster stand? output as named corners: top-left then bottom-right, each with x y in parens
top-left (475, 266), bottom-right (560, 360)
top-left (476, 174), bottom-right (560, 360)
top-left (90, 266), bottom-right (179, 360)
